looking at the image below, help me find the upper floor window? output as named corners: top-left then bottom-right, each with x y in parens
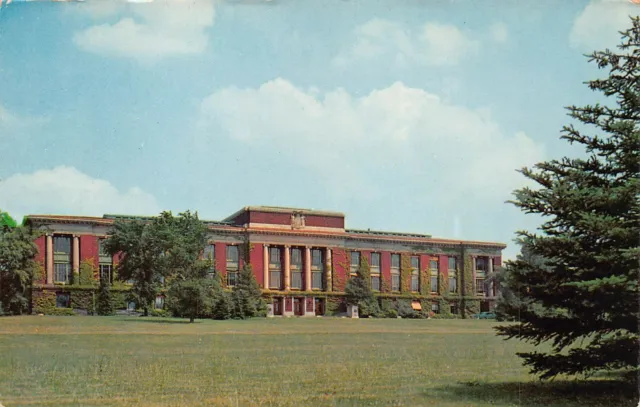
top-left (411, 256), bottom-right (420, 292)
top-left (269, 247), bottom-right (281, 268)
top-left (476, 257), bottom-right (487, 272)
top-left (53, 236), bottom-right (71, 283)
top-left (291, 248), bottom-right (303, 289)
top-left (448, 257), bottom-right (457, 271)
top-left (350, 251), bottom-right (360, 274)
top-left (204, 244), bottom-right (215, 273)
top-left (429, 259), bottom-right (438, 293)
top-left (391, 254), bottom-right (400, 292)
top-left (311, 249), bottom-right (323, 269)
top-left (291, 248), bottom-right (303, 269)
top-left (370, 253), bottom-right (381, 273)
top-left (226, 245), bottom-right (239, 269)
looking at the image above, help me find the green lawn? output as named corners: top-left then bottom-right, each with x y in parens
top-left (0, 316), bottom-right (635, 407)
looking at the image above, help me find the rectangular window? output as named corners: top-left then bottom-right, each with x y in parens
top-left (154, 296), bottom-right (164, 310)
top-left (56, 292), bottom-right (70, 308)
top-left (291, 248), bottom-right (303, 289)
top-left (431, 302), bottom-right (439, 314)
top-left (476, 257), bottom-right (487, 272)
top-left (429, 259), bottom-right (438, 293)
top-left (350, 251), bottom-right (360, 274)
top-left (204, 244), bottom-right (215, 273)
top-left (226, 245), bottom-right (240, 287)
top-left (370, 253), bottom-right (381, 272)
top-left (448, 256), bottom-right (457, 271)
top-left (476, 278), bottom-right (485, 295)
top-left (391, 275), bottom-right (400, 292)
top-left (430, 276), bottom-right (438, 293)
top-left (450, 304), bottom-right (458, 315)
top-left (53, 236), bottom-right (72, 283)
top-left (391, 254), bottom-right (400, 292)
top-left (411, 256), bottom-right (419, 292)
top-left (99, 264), bottom-right (113, 284)
top-left (449, 275), bottom-right (457, 293)
top-left (98, 239), bottom-right (113, 284)
top-left (269, 247), bottom-right (282, 290)
top-left (311, 249), bottom-right (324, 290)
top-left (371, 275), bottom-right (380, 291)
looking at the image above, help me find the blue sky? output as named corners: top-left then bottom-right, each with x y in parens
top-left (0, 0), bottom-right (637, 259)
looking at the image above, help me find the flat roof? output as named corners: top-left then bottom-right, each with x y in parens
top-left (222, 205), bottom-right (345, 222)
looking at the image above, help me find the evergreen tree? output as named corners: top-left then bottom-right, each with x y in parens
top-left (212, 291), bottom-right (233, 320)
top-left (344, 255), bottom-right (380, 317)
top-left (0, 222), bottom-right (39, 315)
top-left (96, 279), bottom-right (115, 316)
top-left (230, 264), bottom-right (266, 319)
top-left (497, 18), bottom-right (640, 380)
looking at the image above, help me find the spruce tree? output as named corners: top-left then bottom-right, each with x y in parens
top-left (96, 279), bottom-right (115, 316)
top-left (344, 255), bottom-right (380, 317)
top-left (497, 18), bottom-right (640, 380)
top-left (230, 264), bottom-right (266, 319)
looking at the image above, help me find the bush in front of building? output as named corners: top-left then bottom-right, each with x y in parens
top-left (212, 291), bottom-right (233, 320)
top-left (166, 278), bottom-right (215, 323)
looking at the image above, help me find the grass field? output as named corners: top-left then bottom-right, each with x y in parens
top-left (0, 316), bottom-right (636, 407)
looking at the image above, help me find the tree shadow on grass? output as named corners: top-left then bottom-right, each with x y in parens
top-left (428, 379), bottom-right (638, 407)
top-left (119, 318), bottom-right (198, 324)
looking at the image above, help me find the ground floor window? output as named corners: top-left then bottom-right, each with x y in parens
top-left (450, 304), bottom-right (458, 315)
top-left (430, 275), bottom-right (438, 293)
top-left (431, 303), bottom-right (439, 314)
top-left (371, 275), bottom-right (380, 291)
top-left (312, 271), bottom-right (323, 290)
top-left (56, 292), bottom-right (70, 308)
top-left (270, 271), bottom-right (282, 290)
top-left (227, 270), bottom-right (238, 287)
top-left (291, 270), bottom-right (303, 289)
top-left (99, 264), bottom-right (113, 284)
top-left (54, 263), bottom-right (70, 284)
top-left (391, 273), bottom-right (400, 292)
top-left (154, 296), bottom-right (164, 309)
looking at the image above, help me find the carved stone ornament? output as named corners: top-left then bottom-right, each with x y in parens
top-left (291, 213), bottom-right (306, 229)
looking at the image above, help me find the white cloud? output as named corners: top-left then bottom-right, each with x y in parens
top-left (332, 19), bottom-right (481, 68)
top-left (0, 104), bottom-right (49, 137)
top-left (0, 166), bottom-right (161, 221)
top-left (570, 0), bottom-right (637, 51)
top-left (199, 79), bottom-right (545, 204)
top-left (73, 0), bottom-right (215, 63)
top-left (490, 22), bottom-right (508, 43)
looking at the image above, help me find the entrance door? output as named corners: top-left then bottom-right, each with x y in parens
top-left (315, 298), bottom-right (324, 316)
top-left (293, 298), bottom-right (303, 316)
top-left (480, 301), bottom-right (491, 313)
top-left (273, 298), bottom-right (283, 315)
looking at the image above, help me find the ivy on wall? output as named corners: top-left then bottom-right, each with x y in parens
top-left (419, 262), bottom-right (429, 296)
top-left (78, 259), bottom-right (98, 287)
top-left (333, 249), bottom-right (349, 293)
top-left (400, 254), bottom-right (412, 293)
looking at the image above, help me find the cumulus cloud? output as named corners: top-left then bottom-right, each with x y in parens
top-left (570, 0), bottom-right (637, 51)
top-left (199, 79), bottom-right (545, 203)
top-left (332, 19), bottom-right (481, 68)
top-left (0, 166), bottom-right (161, 221)
top-left (73, 0), bottom-right (216, 63)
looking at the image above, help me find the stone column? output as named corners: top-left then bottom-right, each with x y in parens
top-left (263, 244), bottom-right (269, 289)
top-left (472, 255), bottom-right (477, 295)
top-left (304, 246), bottom-right (312, 291)
top-left (46, 234), bottom-right (53, 285)
top-left (488, 256), bottom-right (494, 297)
top-left (72, 236), bottom-right (80, 284)
top-left (284, 245), bottom-right (291, 291)
top-left (325, 248), bottom-right (332, 292)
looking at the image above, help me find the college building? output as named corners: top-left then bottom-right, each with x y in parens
top-left (25, 206), bottom-right (506, 317)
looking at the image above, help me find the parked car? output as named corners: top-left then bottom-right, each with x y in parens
top-left (471, 311), bottom-right (496, 320)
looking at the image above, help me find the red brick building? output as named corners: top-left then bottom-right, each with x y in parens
top-left (25, 206), bottom-right (506, 317)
